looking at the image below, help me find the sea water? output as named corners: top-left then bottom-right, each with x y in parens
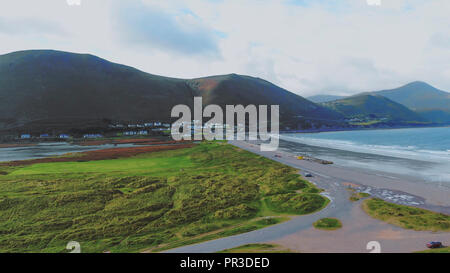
top-left (281, 127), bottom-right (450, 184)
top-left (0, 142), bottom-right (136, 162)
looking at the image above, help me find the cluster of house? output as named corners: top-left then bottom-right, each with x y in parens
top-left (19, 121), bottom-right (173, 140)
top-left (18, 121), bottom-right (238, 140)
top-left (173, 120), bottom-right (233, 130)
top-left (108, 122), bottom-right (170, 129)
top-left (20, 133), bottom-right (70, 139)
top-left (114, 122), bottom-right (171, 136)
top-left (83, 134), bottom-right (103, 139)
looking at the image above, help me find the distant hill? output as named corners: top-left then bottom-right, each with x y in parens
top-left (307, 94), bottom-right (346, 103)
top-left (321, 94), bottom-right (426, 124)
top-left (0, 50), bottom-right (343, 134)
top-left (371, 81), bottom-right (450, 123)
top-left (372, 81), bottom-right (450, 111)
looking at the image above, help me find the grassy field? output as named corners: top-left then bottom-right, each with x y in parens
top-left (362, 198), bottom-right (450, 232)
top-left (417, 247), bottom-right (450, 253)
top-left (219, 243), bottom-right (293, 253)
top-left (0, 142), bottom-right (328, 253)
top-left (313, 218), bottom-right (342, 230)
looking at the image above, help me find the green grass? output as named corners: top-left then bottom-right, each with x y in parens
top-left (362, 198), bottom-right (450, 232)
top-left (313, 218), bottom-right (342, 230)
top-left (348, 189), bottom-right (371, 202)
top-left (0, 142), bottom-right (328, 253)
top-left (219, 243), bottom-right (293, 253)
top-left (350, 120), bottom-right (382, 126)
top-left (416, 247), bottom-right (450, 253)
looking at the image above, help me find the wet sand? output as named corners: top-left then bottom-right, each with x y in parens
top-left (233, 140), bottom-right (450, 253)
top-left (232, 140), bottom-right (450, 209)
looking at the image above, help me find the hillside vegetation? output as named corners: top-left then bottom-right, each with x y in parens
top-left (321, 94), bottom-right (426, 124)
top-left (0, 50), bottom-right (342, 133)
top-left (373, 81), bottom-right (450, 112)
top-left (0, 142), bottom-right (328, 253)
top-left (362, 198), bottom-right (450, 232)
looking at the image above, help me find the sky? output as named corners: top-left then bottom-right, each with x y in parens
top-left (1, 0), bottom-right (450, 97)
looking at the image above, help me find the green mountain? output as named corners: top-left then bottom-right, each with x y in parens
top-left (373, 81), bottom-right (450, 111)
top-left (307, 94), bottom-right (345, 103)
top-left (321, 94), bottom-right (426, 124)
top-left (0, 50), bottom-right (342, 134)
top-left (371, 81), bottom-right (450, 123)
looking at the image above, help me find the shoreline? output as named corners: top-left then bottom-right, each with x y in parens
top-left (233, 140), bottom-right (450, 210)
top-left (163, 140), bottom-right (449, 253)
top-left (280, 123), bottom-right (450, 134)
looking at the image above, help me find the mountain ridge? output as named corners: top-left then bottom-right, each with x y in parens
top-left (0, 50), bottom-right (343, 134)
top-left (321, 93), bottom-right (427, 124)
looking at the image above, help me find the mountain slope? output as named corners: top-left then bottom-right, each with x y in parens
top-left (321, 94), bottom-right (426, 123)
top-left (0, 50), bottom-right (343, 133)
top-left (188, 74), bottom-right (342, 122)
top-left (373, 81), bottom-right (450, 111)
top-left (307, 94), bottom-right (345, 103)
top-left (370, 81), bottom-right (450, 123)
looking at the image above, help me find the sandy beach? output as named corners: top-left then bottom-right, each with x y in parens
top-left (233, 140), bottom-right (450, 253)
top-left (232, 140), bottom-right (450, 209)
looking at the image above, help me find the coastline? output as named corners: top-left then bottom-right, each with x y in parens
top-left (233, 140), bottom-right (450, 209)
top-left (280, 123), bottom-right (450, 134)
top-left (164, 140), bottom-right (449, 253)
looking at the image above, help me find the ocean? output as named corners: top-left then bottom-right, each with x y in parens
top-left (280, 127), bottom-right (450, 184)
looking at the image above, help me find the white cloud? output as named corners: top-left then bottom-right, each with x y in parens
top-left (0, 0), bottom-right (449, 97)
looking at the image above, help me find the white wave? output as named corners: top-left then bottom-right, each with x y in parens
top-left (280, 134), bottom-right (450, 163)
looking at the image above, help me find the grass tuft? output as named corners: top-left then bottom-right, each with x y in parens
top-left (313, 218), bottom-right (342, 230)
top-left (362, 198), bottom-right (450, 232)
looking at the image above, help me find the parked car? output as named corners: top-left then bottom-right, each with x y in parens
top-left (426, 242), bottom-right (443, 249)
top-left (305, 173), bottom-right (313, 177)
top-left (274, 155), bottom-right (282, 158)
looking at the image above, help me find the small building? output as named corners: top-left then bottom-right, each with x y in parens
top-left (83, 134), bottom-right (102, 139)
top-left (20, 134), bottom-right (31, 139)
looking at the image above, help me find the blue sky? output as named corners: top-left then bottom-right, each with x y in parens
top-left (0, 0), bottom-right (449, 96)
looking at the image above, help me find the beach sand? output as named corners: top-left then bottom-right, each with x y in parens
top-left (231, 140), bottom-right (450, 253)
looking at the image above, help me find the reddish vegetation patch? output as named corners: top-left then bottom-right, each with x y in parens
top-left (343, 182), bottom-right (361, 188)
top-left (0, 144), bottom-right (195, 167)
top-left (133, 140), bottom-right (191, 145)
top-left (194, 78), bottom-right (219, 92)
top-left (0, 143), bottom-right (37, 149)
top-left (76, 138), bottom-right (191, 146)
top-left (75, 138), bottom-right (159, 146)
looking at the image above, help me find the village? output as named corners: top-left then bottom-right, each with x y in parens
top-left (15, 120), bottom-right (237, 142)
top-left (17, 121), bottom-right (172, 141)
